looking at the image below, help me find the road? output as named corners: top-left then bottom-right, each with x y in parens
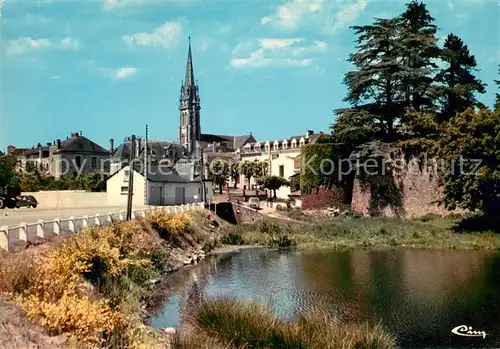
top-left (0, 206), bottom-right (146, 227)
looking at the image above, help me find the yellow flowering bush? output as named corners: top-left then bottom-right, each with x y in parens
top-left (1, 211), bottom-right (211, 347)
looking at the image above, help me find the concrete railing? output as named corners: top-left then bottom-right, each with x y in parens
top-left (0, 203), bottom-right (205, 252)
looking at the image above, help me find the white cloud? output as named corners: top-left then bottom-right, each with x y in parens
top-left (261, 0), bottom-right (369, 35)
top-left (123, 21), bottom-right (182, 48)
top-left (60, 37), bottom-right (81, 50)
top-left (103, 0), bottom-right (142, 11)
top-left (6, 37), bottom-right (81, 55)
top-left (6, 37), bottom-right (52, 55)
top-left (325, 0), bottom-right (368, 35)
top-left (230, 38), bottom-right (327, 69)
top-left (260, 1), bottom-right (322, 29)
top-left (199, 38), bottom-right (211, 52)
top-left (115, 67), bottom-right (137, 79)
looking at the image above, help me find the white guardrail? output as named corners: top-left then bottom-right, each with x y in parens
top-left (0, 203), bottom-right (205, 252)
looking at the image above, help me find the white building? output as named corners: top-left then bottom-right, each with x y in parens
top-left (106, 164), bottom-right (213, 207)
top-left (237, 130), bottom-right (323, 199)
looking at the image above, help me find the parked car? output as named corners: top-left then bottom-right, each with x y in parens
top-left (248, 197), bottom-right (260, 210)
top-left (0, 186), bottom-right (21, 209)
top-left (15, 195), bottom-right (38, 208)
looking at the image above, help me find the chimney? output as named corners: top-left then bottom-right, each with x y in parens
top-left (57, 139), bottom-right (61, 149)
top-left (7, 145), bottom-right (15, 154)
top-left (109, 138), bottom-right (114, 154)
top-left (306, 130), bottom-right (314, 138)
top-left (71, 132), bottom-right (79, 138)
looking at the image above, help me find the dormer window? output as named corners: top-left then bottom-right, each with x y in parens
top-left (273, 141), bottom-right (279, 150)
top-left (265, 141), bottom-right (270, 151)
top-left (282, 140), bottom-right (288, 150)
top-left (291, 138), bottom-right (297, 148)
top-left (299, 137), bottom-right (305, 147)
top-left (254, 143), bottom-right (261, 152)
top-left (244, 143), bottom-right (252, 152)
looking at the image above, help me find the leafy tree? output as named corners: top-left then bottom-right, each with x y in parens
top-left (229, 162), bottom-right (240, 189)
top-left (78, 172), bottom-right (106, 192)
top-left (240, 161), bottom-right (254, 188)
top-left (398, 0), bottom-right (440, 111)
top-left (252, 160), bottom-right (268, 183)
top-left (436, 33), bottom-right (486, 122)
top-left (439, 107), bottom-right (500, 217)
top-left (337, 17), bottom-right (404, 142)
top-left (263, 176), bottom-right (289, 199)
top-left (289, 174), bottom-right (300, 192)
top-left (210, 159), bottom-right (229, 194)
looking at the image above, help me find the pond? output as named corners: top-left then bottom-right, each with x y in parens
top-left (148, 247), bottom-right (500, 348)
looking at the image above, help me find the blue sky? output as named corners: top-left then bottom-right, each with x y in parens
top-left (1, 0), bottom-right (499, 151)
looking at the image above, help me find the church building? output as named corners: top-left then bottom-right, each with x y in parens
top-left (178, 38), bottom-right (256, 156)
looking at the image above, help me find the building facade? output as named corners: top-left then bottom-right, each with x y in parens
top-left (16, 132), bottom-right (110, 179)
top-left (106, 164), bottom-right (213, 206)
top-left (237, 130), bottom-right (322, 198)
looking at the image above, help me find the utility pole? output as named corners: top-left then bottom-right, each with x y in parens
top-left (144, 125), bottom-right (148, 206)
top-left (126, 135), bottom-right (136, 220)
top-left (200, 147), bottom-right (206, 205)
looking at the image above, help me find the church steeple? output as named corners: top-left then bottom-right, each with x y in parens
top-left (179, 36), bottom-right (201, 155)
top-left (184, 36), bottom-right (195, 87)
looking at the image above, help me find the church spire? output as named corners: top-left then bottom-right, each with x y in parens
top-left (184, 36), bottom-right (195, 87)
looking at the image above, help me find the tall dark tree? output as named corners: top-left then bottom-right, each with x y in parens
top-left (335, 17), bottom-right (404, 142)
top-left (334, 1), bottom-right (440, 144)
top-left (398, 0), bottom-right (440, 112)
top-left (436, 33), bottom-right (486, 121)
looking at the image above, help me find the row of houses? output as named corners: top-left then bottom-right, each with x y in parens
top-left (6, 128), bottom-right (325, 203)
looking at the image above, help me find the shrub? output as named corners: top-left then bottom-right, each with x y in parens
top-left (417, 213), bottom-right (441, 222)
top-left (179, 296), bottom-right (396, 349)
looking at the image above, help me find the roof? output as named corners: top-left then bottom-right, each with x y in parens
top-left (56, 135), bottom-right (109, 154)
top-left (24, 135), bottom-right (109, 156)
top-left (134, 163), bottom-right (198, 183)
top-left (199, 133), bottom-right (255, 151)
top-left (112, 140), bottom-right (187, 160)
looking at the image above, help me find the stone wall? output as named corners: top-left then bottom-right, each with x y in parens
top-left (232, 203), bottom-right (263, 224)
top-left (351, 155), bottom-right (463, 218)
top-left (22, 190), bottom-right (107, 209)
top-left (301, 187), bottom-right (344, 211)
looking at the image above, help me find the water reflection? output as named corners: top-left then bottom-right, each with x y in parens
top-left (149, 247), bottom-right (500, 348)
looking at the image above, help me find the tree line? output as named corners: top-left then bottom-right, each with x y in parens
top-left (0, 155), bottom-right (106, 192)
top-left (310, 0), bottom-right (499, 218)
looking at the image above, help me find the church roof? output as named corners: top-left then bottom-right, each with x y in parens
top-left (199, 133), bottom-right (255, 151)
top-left (112, 140), bottom-right (187, 160)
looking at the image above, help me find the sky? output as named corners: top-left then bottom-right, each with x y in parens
top-left (1, 0), bottom-right (499, 151)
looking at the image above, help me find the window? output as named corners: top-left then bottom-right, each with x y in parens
top-left (279, 165), bottom-right (284, 178)
top-left (75, 156), bottom-right (81, 167)
top-left (121, 186), bottom-right (128, 195)
top-left (91, 157), bottom-right (97, 168)
top-left (123, 169), bottom-right (129, 182)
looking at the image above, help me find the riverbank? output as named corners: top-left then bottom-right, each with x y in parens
top-left (0, 210), bottom-right (228, 349)
top-left (223, 211), bottom-right (500, 250)
top-left (1, 208), bottom-right (498, 348)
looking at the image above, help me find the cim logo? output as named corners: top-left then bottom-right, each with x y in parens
top-left (451, 325), bottom-right (486, 339)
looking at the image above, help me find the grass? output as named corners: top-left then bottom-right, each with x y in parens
top-left (221, 211), bottom-right (500, 250)
top-left (171, 295), bottom-right (396, 349)
top-left (0, 210), bottom-right (229, 348)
